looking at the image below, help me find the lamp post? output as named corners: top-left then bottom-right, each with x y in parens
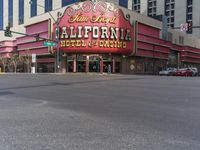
top-left (153, 45), bottom-right (155, 75)
top-left (29, 0), bottom-right (61, 73)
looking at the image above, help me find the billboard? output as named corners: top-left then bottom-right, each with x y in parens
top-left (54, 1), bottom-right (135, 54)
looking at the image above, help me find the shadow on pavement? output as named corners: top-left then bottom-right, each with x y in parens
top-left (0, 77), bottom-right (145, 91)
top-left (0, 91), bottom-right (14, 96)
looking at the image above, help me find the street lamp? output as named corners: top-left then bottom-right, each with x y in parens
top-left (29, 0), bottom-right (61, 73)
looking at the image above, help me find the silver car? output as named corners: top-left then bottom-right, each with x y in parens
top-left (159, 68), bottom-right (177, 76)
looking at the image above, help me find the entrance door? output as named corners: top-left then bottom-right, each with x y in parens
top-left (115, 62), bottom-right (121, 73)
top-left (89, 56), bottom-right (100, 72)
top-left (102, 56), bottom-right (112, 73)
top-left (89, 61), bottom-right (100, 72)
top-left (66, 56), bottom-right (74, 72)
top-left (103, 62), bottom-right (112, 73)
top-left (77, 61), bottom-right (86, 72)
top-left (77, 55), bottom-right (87, 72)
top-left (67, 61), bottom-right (73, 72)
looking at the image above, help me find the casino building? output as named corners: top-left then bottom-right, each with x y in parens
top-left (0, 1), bottom-right (200, 74)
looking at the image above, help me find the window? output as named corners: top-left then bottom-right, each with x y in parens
top-left (133, 0), bottom-right (140, 12)
top-left (171, 17), bottom-right (174, 22)
top-left (165, 0), bottom-right (175, 27)
top-left (187, 0), bottom-right (192, 5)
top-left (165, 4), bottom-right (170, 10)
top-left (0, 0), bottom-right (3, 30)
top-left (19, 0), bottom-right (24, 24)
top-left (133, 0), bottom-right (140, 4)
top-left (187, 7), bottom-right (192, 13)
top-left (186, 0), bottom-right (193, 34)
top-left (45, 0), bottom-right (52, 12)
top-left (166, 0), bottom-right (170, 3)
top-left (119, 0), bottom-right (128, 8)
top-left (148, 0), bottom-right (156, 17)
top-left (8, 0), bottom-right (13, 27)
top-left (62, 0), bottom-right (76, 7)
top-left (31, 0), bottom-right (37, 17)
top-left (134, 6), bottom-right (137, 10)
top-left (171, 4), bottom-right (174, 9)
top-left (149, 2), bottom-right (152, 7)
top-left (179, 36), bottom-right (184, 44)
top-left (187, 14), bottom-right (192, 20)
top-left (167, 18), bottom-right (170, 23)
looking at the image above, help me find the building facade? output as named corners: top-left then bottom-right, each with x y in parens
top-left (0, 0), bottom-right (200, 74)
top-left (1, 0), bottom-right (199, 37)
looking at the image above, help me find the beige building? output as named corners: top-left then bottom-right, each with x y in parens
top-left (103, 0), bottom-right (200, 38)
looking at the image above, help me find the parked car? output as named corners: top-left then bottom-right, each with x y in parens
top-left (159, 68), bottom-right (177, 76)
top-left (189, 67), bottom-right (198, 76)
top-left (175, 68), bottom-right (193, 76)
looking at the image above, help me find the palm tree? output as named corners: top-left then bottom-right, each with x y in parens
top-left (22, 49), bottom-right (31, 73)
top-left (0, 56), bottom-right (9, 72)
top-left (10, 54), bottom-right (22, 73)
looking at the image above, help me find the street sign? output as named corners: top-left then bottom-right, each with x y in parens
top-left (43, 41), bottom-right (56, 46)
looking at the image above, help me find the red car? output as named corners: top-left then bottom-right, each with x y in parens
top-left (175, 68), bottom-right (193, 76)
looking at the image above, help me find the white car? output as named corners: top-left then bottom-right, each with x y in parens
top-left (159, 68), bottom-right (177, 76)
top-left (189, 67), bottom-right (198, 76)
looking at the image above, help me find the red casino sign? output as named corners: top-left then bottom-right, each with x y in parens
top-left (54, 1), bottom-right (135, 54)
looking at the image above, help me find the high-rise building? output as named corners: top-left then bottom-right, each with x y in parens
top-left (106, 0), bottom-right (200, 38)
top-left (0, 0), bottom-right (79, 32)
top-left (1, 0), bottom-right (199, 37)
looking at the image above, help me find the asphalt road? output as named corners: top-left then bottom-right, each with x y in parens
top-left (0, 73), bottom-right (200, 150)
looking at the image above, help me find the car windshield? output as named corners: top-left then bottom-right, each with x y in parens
top-left (166, 68), bottom-right (172, 71)
top-left (179, 68), bottom-right (188, 70)
top-left (190, 68), bottom-right (197, 70)
top-left (166, 68), bottom-right (176, 71)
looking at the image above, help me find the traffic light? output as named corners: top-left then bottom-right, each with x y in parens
top-left (55, 27), bottom-right (60, 41)
top-left (35, 34), bottom-right (40, 41)
top-left (4, 24), bottom-right (12, 37)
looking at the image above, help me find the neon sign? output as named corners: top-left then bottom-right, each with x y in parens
top-left (55, 1), bottom-right (135, 54)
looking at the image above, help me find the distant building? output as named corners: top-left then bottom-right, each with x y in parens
top-left (103, 0), bottom-right (200, 38)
